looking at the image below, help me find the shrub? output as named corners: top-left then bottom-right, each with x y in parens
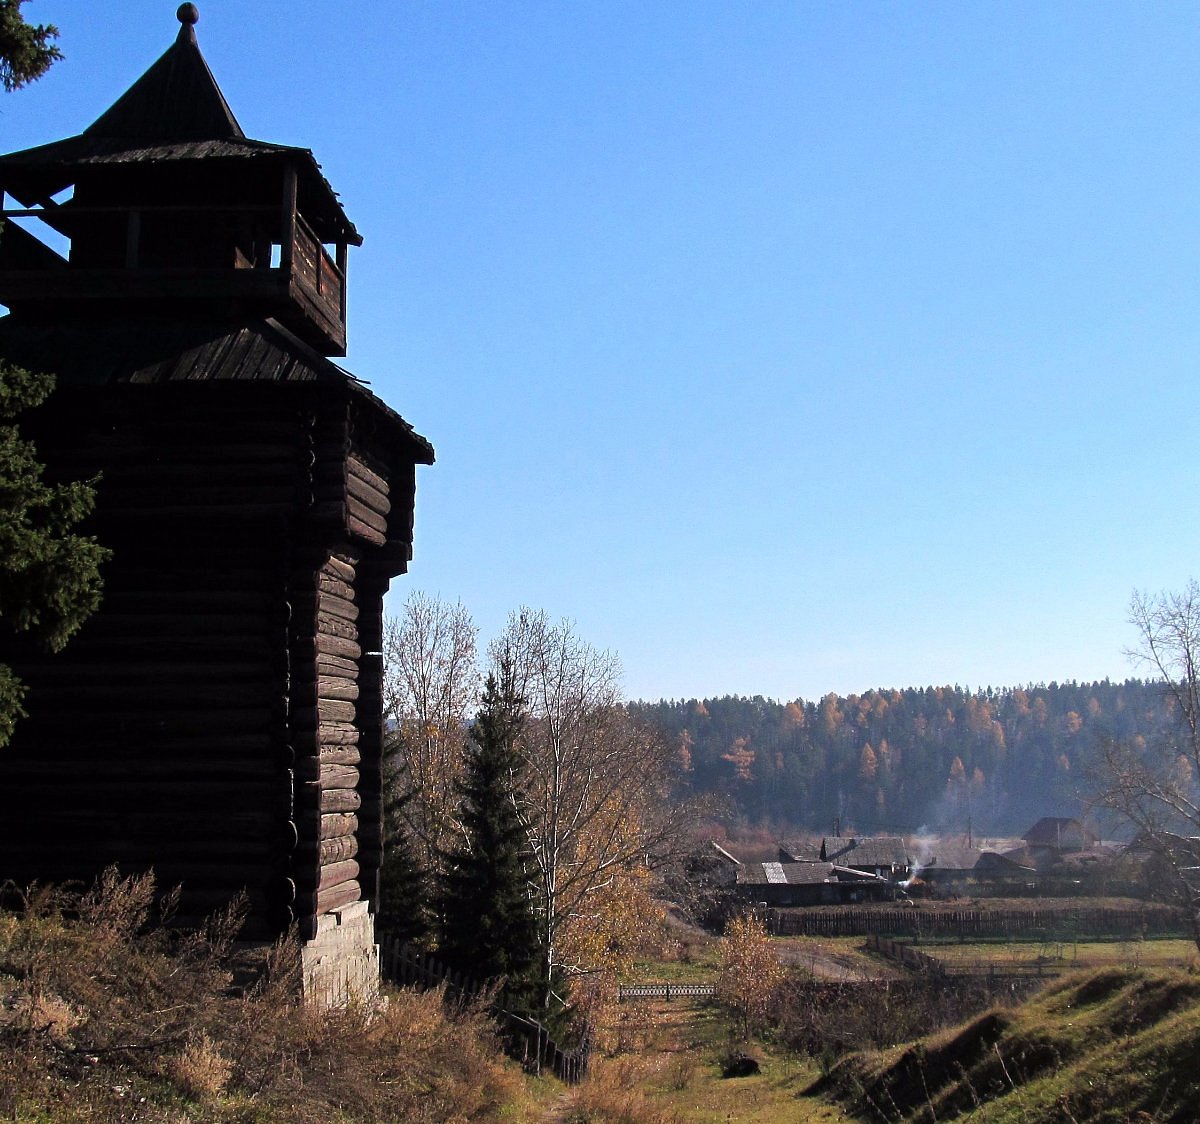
top-left (0, 868), bottom-right (532, 1121)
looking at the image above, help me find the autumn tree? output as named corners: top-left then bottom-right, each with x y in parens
top-left (382, 593), bottom-right (479, 882)
top-left (437, 668), bottom-right (539, 1010)
top-left (717, 912), bottom-right (785, 1038)
top-left (494, 609), bottom-right (691, 1017)
top-left (1088, 582), bottom-right (1200, 948)
top-left (0, 366), bottom-right (108, 748)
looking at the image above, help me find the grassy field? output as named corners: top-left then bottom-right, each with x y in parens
top-left (920, 937), bottom-right (1198, 973)
top-left (573, 986), bottom-right (851, 1122)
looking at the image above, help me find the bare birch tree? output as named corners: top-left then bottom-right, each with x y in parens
top-left (383, 593), bottom-right (480, 875)
top-left (1088, 581), bottom-right (1200, 948)
top-left (491, 609), bottom-right (690, 1013)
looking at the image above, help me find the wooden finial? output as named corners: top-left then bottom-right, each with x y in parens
top-left (176, 4), bottom-right (199, 43)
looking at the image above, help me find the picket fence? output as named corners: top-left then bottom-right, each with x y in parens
top-left (379, 936), bottom-right (590, 1085)
top-left (768, 904), bottom-right (1186, 940)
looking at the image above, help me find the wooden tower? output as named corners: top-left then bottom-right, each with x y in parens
top-left (0, 6), bottom-right (433, 1004)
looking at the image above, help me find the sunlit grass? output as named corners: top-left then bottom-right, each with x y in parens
top-left (923, 937), bottom-right (1197, 972)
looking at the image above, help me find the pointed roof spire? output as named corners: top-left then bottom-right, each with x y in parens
top-left (177, 4), bottom-right (200, 44)
top-left (83, 5), bottom-right (243, 143)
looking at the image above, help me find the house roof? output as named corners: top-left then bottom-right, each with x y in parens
top-left (918, 843), bottom-right (981, 873)
top-left (777, 839), bottom-right (821, 862)
top-left (1023, 817), bottom-right (1088, 846)
top-left (816, 835), bottom-right (909, 867)
top-left (975, 849), bottom-right (1037, 874)
top-left (844, 837), bottom-right (910, 868)
top-left (736, 862), bottom-right (836, 887)
top-left (820, 836), bottom-right (858, 861)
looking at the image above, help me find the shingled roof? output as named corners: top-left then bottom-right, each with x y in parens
top-left (0, 8), bottom-right (359, 245)
top-left (0, 314), bottom-right (434, 462)
top-left (87, 10), bottom-right (243, 143)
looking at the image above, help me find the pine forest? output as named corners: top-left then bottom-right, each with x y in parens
top-left (631, 678), bottom-right (1173, 836)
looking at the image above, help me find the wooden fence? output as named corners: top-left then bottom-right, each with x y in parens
top-left (868, 934), bottom-right (1060, 981)
top-left (618, 983), bottom-right (715, 1001)
top-left (379, 937), bottom-right (590, 1085)
top-left (768, 904), bottom-right (1187, 940)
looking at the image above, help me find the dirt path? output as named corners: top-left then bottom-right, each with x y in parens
top-left (774, 939), bottom-right (895, 981)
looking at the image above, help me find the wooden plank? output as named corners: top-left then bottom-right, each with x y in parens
top-left (316, 698), bottom-right (355, 724)
top-left (312, 812), bottom-right (358, 839)
top-left (18, 661), bottom-right (273, 683)
top-left (312, 839), bottom-right (357, 863)
top-left (319, 744), bottom-right (361, 767)
top-left (346, 472), bottom-right (390, 517)
top-left (317, 574), bottom-right (356, 602)
top-left (320, 787), bottom-right (361, 814)
top-left (346, 512), bottom-right (386, 546)
top-left (322, 554), bottom-right (357, 583)
top-left (317, 677), bottom-right (359, 702)
top-left (319, 764), bottom-right (359, 790)
top-left (318, 595), bottom-right (359, 624)
top-left (316, 613), bottom-right (357, 642)
top-left (26, 683), bottom-right (282, 708)
top-left (318, 859), bottom-right (360, 890)
top-left (98, 484), bottom-right (300, 508)
top-left (315, 880), bottom-right (361, 915)
top-left (345, 494), bottom-right (387, 534)
top-left (347, 456), bottom-right (389, 497)
top-left (316, 722), bottom-right (360, 746)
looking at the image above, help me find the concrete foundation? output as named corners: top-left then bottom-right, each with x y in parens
top-left (300, 901), bottom-right (381, 1008)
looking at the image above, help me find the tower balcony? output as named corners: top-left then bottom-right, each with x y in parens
top-left (0, 200), bottom-right (349, 356)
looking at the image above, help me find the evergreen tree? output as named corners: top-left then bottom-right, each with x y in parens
top-left (437, 669), bottom-right (539, 1009)
top-left (0, 0), bottom-right (61, 92)
top-left (377, 744), bottom-right (431, 944)
top-left (0, 366), bottom-right (108, 748)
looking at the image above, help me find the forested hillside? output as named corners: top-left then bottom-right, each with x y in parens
top-left (631, 680), bottom-right (1172, 835)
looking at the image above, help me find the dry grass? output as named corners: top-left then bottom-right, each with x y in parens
top-left (0, 869), bottom-right (537, 1123)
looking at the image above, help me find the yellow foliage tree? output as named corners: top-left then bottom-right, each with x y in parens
top-left (717, 913), bottom-right (785, 1038)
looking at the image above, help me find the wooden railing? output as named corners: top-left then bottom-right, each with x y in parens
top-left (868, 935), bottom-right (1059, 981)
top-left (379, 937), bottom-right (590, 1085)
top-left (618, 982), bottom-right (715, 1000)
top-left (291, 213), bottom-right (344, 326)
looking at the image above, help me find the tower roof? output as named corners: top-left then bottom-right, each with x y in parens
top-left (0, 7), bottom-right (360, 245)
top-left (84, 6), bottom-right (245, 143)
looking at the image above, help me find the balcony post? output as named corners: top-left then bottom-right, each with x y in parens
top-left (336, 240), bottom-right (348, 322)
top-left (280, 165), bottom-right (298, 275)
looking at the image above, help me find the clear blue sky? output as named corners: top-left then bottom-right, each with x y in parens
top-left (6, 2), bottom-right (1200, 702)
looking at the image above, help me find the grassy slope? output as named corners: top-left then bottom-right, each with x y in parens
top-left (814, 967), bottom-right (1200, 1123)
top-left (0, 874), bottom-right (554, 1123)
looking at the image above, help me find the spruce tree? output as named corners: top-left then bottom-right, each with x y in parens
top-left (437, 669), bottom-right (539, 1009)
top-left (0, 366), bottom-right (108, 748)
top-left (377, 745), bottom-right (430, 944)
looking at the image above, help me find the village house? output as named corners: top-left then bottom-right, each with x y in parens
top-left (780, 835), bottom-right (912, 881)
top-left (735, 861), bottom-right (896, 907)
